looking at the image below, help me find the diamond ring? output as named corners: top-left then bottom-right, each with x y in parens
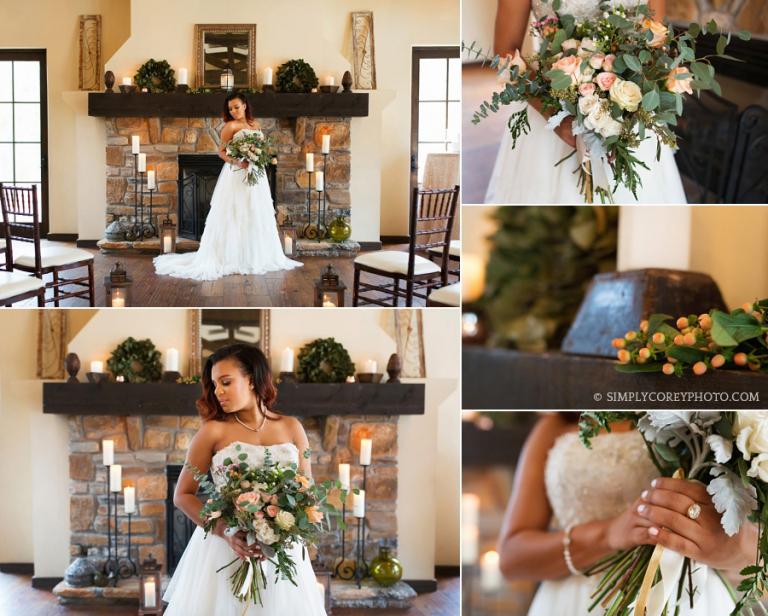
top-left (687, 503), bottom-right (701, 520)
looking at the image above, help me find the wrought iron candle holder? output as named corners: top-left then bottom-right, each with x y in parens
top-left (304, 169), bottom-right (314, 237)
top-left (315, 189), bottom-right (326, 241)
top-left (334, 463), bottom-right (370, 586)
top-left (126, 156), bottom-right (157, 241)
top-left (102, 466), bottom-right (137, 585)
top-left (145, 185), bottom-right (157, 239)
top-left (355, 515), bottom-right (366, 589)
top-left (333, 500), bottom-right (354, 580)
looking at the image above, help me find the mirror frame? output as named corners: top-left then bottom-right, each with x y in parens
top-left (194, 23), bottom-right (257, 88)
top-left (189, 309), bottom-right (270, 376)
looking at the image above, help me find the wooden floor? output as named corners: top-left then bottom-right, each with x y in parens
top-left (0, 572), bottom-right (459, 615)
top-left (13, 243), bottom-right (436, 308)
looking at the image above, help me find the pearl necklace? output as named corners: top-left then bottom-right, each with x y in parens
top-left (234, 408), bottom-right (267, 433)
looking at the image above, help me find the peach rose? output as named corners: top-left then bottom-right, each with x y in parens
top-left (260, 492), bottom-right (272, 503)
top-left (643, 19), bottom-right (669, 48)
top-left (266, 504), bottom-right (280, 517)
top-left (305, 506), bottom-right (324, 524)
top-left (603, 54), bottom-right (616, 72)
top-left (297, 475), bottom-right (312, 492)
top-left (236, 492), bottom-right (260, 511)
top-left (589, 53), bottom-right (605, 70)
top-left (579, 82), bottom-right (596, 97)
top-left (551, 55), bottom-right (582, 85)
top-left (561, 38), bottom-right (580, 52)
top-left (666, 67), bottom-right (693, 95)
top-left (594, 72), bottom-right (618, 91)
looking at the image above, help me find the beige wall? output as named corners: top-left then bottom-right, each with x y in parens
top-left (461, 0), bottom-right (497, 61)
top-left (2, 0), bottom-right (457, 240)
top-left (1, 307), bottom-right (460, 578)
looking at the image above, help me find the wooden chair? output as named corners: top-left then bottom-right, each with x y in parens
top-left (0, 222), bottom-right (44, 306)
top-left (427, 282), bottom-right (460, 307)
top-left (353, 185), bottom-right (459, 307)
top-left (0, 184), bottom-right (95, 306)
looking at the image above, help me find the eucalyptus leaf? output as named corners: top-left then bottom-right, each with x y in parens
top-left (667, 345), bottom-right (707, 364)
top-left (642, 88), bottom-right (660, 111)
top-left (624, 54), bottom-right (643, 73)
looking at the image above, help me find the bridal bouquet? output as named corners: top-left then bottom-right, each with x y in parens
top-left (613, 299), bottom-right (768, 376)
top-left (225, 130), bottom-right (275, 186)
top-left (464, 1), bottom-right (749, 203)
top-left (190, 445), bottom-right (341, 606)
top-left (579, 411), bottom-right (768, 615)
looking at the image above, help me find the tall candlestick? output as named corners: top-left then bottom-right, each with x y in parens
top-left (123, 486), bottom-right (136, 514)
top-left (338, 463), bottom-right (350, 491)
top-left (146, 170), bottom-right (156, 190)
top-left (263, 67), bottom-right (273, 86)
top-left (280, 347), bottom-right (294, 373)
top-left (109, 464), bottom-right (122, 492)
top-left (102, 439), bottom-right (114, 466)
top-left (177, 68), bottom-right (188, 85)
top-left (315, 171), bottom-right (324, 192)
top-left (90, 360), bottom-right (104, 373)
top-left (353, 490), bottom-right (365, 517)
top-left (137, 153), bottom-right (146, 173)
top-left (321, 134), bottom-right (331, 154)
top-left (359, 439), bottom-right (372, 466)
top-left (305, 153), bottom-right (314, 172)
top-left (131, 135), bottom-right (140, 154)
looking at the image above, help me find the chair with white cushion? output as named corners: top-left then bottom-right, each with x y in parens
top-left (0, 269), bottom-right (45, 306)
top-left (1, 184), bottom-right (95, 306)
top-left (427, 282), bottom-right (460, 307)
top-left (353, 185), bottom-right (459, 307)
top-left (428, 239), bottom-right (460, 278)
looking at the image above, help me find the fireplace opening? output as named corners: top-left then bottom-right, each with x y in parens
top-left (165, 464), bottom-right (209, 575)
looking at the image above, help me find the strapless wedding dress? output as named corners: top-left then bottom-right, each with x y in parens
top-left (484, 0), bottom-right (688, 204)
top-left (154, 129), bottom-right (303, 280)
top-left (527, 430), bottom-right (734, 615)
top-left (163, 442), bottom-right (326, 616)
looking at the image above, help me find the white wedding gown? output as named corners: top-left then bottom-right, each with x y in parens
top-left (485, 0), bottom-right (688, 205)
top-left (163, 442), bottom-right (326, 616)
top-left (527, 430), bottom-right (734, 615)
top-left (153, 129), bottom-right (303, 280)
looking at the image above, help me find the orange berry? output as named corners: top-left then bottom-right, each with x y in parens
top-left (698, 314), bottom-right (712, 330)
top-left (734, 352), bottom-right (748, 366)
top-left (676, 317), bottom-right (689, 329)
top-left (637, 356), bottom-right (647, 364)
top-left (662, 363), bottom-right (675, 375)
top-left (683, 333), bottom-right (696, 346)
top-left (749, 362), bottom-right (761, 372)
top-left (693, 361), bottom-right (707, 376)
top-left (652, 332), bottom-right (665, 345)
top-left (617, 350), bottom-right (631, 364)
top-left (639, 320), bottom-right (649, 333)
top-left (711, 354), bottom-right (725, 369)
top-left (743, 302), bottom-right (754, 312)
top-left (638, 348), bottom-right (651, 359)
top-left (611, 338), bottom-right (625, 349)
top-left (666, 356), bottom-right (678, 364)
top-left (625, 331), bottom-right (637, 341)
top-left (674, 335), bottom-right (684, 346)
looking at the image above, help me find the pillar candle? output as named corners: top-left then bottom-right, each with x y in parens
top-left (280, 347), bottom-right (294, 373)
top-left (177, 68), bottom-right (188, 85)
top-left (131, 135), bottom-right (140, 154)
top-left (263, 67), bottom-right (273, 86)
top-left (122, 76), bottom-right (132, 86)
top-left (338, 463), bottom-right (350, 491)
top-left (283, 235), bottom-right (293, 254)
top-left (364, 360), bottom-right (377, 374)
top-left (137, 153), bottom-right (146, 173)
top-left (163, 236), bottom-right (172, 254)
top-left (109, 464), bottom-right (122, 492)
top-left (111, 296), bottom-right (126, 308)
top-left (315, 171), bottom-right (324, 192)
top-left (617, 206), bottom-right (691, 271)
top-left (102, 439), bottom-right (114, 466)
top-left (480, 551), bottom-right (502, 591)
top-left (143, 579), bottom-right (157, 608)
top-left (124, 486), bottom-right (136, 514)
top-left (90, 360), bottom-right (103, 373)
top-left (324, 76), bottom-right (335, 87)
top-left (321, 134), bottom-right (331, 154)
top-left (322, 294), bottom-right (336, 308)
top-left (164, 348), bottom-right (179, 372)
top-left (359, 438), bottom-right (372, 465)
top-left (462, 525), bottom-right (479, 564)
top-left (462, 254), bottom-right (486, 304)
top-left (146, 170), bottom-right (156, 190)
top-left (353, 490), bottom-right (365, 517)
top-left (305, 153), bottom-right (314, 172)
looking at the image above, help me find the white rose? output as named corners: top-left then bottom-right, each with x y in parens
top-left (561, 39), bottom-right (580, 52)
top-left (578, 38), bottom-right (598, 57)
top-left (253, 518), bottom-right (279, 545)
top-left (578, 93), bottom-right (600, 116)
top-left (598, 117), bottom-right (622, 138)
top-left (275, 510), bottom-right (295, 531)
top-left (747, 453), bottom-right (768, 482)
top-left (735, 412), bottom-right (768, 460)
top-left (254, 148), bottom-right (262, 155)
top-left (609, 79), bottom-right (642, 112)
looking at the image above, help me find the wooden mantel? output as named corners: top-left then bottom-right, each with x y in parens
top-left (88, 92), bottom-right (369, 118)
top-left (43, 381), bottom-right (423, 416)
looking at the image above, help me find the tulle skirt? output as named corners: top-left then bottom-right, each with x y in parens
top-left (163, 526), bottom-right (326, 616)
top-left (153, 164), bottom-right (303, 281)
top-left (484, 102), bottom-right (688, 205)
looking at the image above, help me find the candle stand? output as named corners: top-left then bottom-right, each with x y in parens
top-left (102, 465), bottom-right (137, 585)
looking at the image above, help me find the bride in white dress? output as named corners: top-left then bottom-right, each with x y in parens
top-left (154, 93), bottom-right (303, 280)
top-left (164, 344), bottom-right (325, 615)
top-left (484, 0), bottom-right (688, 204)
top-left (498, 413), bottom-right (755, 615)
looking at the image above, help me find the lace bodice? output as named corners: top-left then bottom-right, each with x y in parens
top-left (532, 0), bottom-right (643, 20)
top-left (545, 431), bottom-right (658, 529)
top-left (211, 441), bottom-right (299, 487)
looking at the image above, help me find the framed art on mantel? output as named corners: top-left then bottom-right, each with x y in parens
top-left (194, 23), bottom-right (256, 88)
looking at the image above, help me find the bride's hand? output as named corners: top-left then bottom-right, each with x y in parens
top-left (554, 116), bottom-right (576, 148)
top-left (604, 496), bottom-right (654, 551)
top-left (638, 477), bottom-right (753, 571)
top-left (215, 523), bottom-right (265, 561)
top-left (239, 160), bottom-right (249, 170)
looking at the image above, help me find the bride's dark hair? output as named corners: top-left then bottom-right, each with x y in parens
top-left (197, 343), bottom-right (278, 422)
top-left (222, 92), bottom-right (253, 123)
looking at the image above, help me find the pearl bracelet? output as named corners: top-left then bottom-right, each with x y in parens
top-left (562, 524), bottom-right (583, 577)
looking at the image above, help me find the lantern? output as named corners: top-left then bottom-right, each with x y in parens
top-left (313, 566), bottom-right (333, 613)
top-left (314, 264), bottom-right (346, 307)
top-left (104, 262), bottom-right (133, 307)
top-left (138, 554), bottom-right (162, 615)
top-left (220, 68), bottom-right (234, 91)
top-left (160, 216), bottom-right (177, 254)
top-left (280, 224), bottom-right (298, 258)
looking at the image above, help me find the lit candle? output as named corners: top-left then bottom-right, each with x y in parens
top-left (280, 347), bottom-right (294, 373)
top-left (462, 493), bottom-right (480, 531)
top-left (131, 135), bottom-right (140, 154)
top-left (122, 76), bottom-right (132, 86)
top-left (143, 579), bottom-right (157, 608)
top-left (353, 490), bottom-right (365, 517)
top-left (321, 134), bottom-right (331, 154)
top-left (164, 348), bottom-right (179, 372)
top-left (177, 67), bottom-right (188, 85)
top-left (102, 439), bottom-right (114, 466)
top-left (109, 464), bottom-right (122, 492)
top-left (137, 153), bottom-right (146, 173)
top-left (346, 375), bottom-right (356, 383)
top-left (305, 153), bottom-right (314, 172)
top-left (338, 463), bottom-right (350, 491)
top-left (359, 438), bottom-right (372, 465)
top-left (263, 67), bottom-right (273, 86)
top-left (147, 170), bottom-right (156, 190)
top-left (90, 360), bottom-right (104, 373)
top-left (322, 294), bottom-right (336, 308)
top-left (462, 493), bottom-right (480, 564)
top-left (364, 360), bottom-right (377, 374)
top-left (163, 236), bottom-right (172, 254)
top-left (124, 486), bottom-right (136, 514)
top-left (480, 551), bottom-right (502, 591)
top-left (283, 235), bottom-right (293, 254)
top-left (462, 254), bottom-right (486, 304)
top-left (618, 207), bottom-right (691, 271)
top-left (324, 76), bottom-right (335, 87)
top-left (315, 171), bottom-right (324, 192)
top-left (111, 296), bottom-right (125, 308)
top-left (116, 375), bottom-right (125, 383)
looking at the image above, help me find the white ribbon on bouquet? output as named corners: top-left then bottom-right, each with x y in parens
top-left (630, 549), bottom-right (709, 616)
top-left (238, 558), bottom-right (254, 598)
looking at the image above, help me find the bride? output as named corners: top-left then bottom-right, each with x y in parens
top-left (484, 0), bottom-right (688, 204)
top-left (497, 413), bottom-right (756, 615)
top-left (164, 344), bottom-right (325, 615)
top-left (154, 93), bottom-right (303, 280)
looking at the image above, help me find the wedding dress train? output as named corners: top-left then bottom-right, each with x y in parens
top-left (527, 431), bottom-right (734, 615)
top-left (153, 129), bottom-right (303, 281)
top-left (163, 442), bottom-right (326, 616)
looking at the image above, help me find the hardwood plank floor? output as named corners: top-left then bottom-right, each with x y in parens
top-left (11, 243), bottom-right (444, 308)
top-left (0, 573), bottom-right (459, 615)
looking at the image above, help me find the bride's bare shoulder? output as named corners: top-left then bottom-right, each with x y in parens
top-left (524, 413), bottom-right (578, 455)
top-left (220, 121), bottom-right (240, 139)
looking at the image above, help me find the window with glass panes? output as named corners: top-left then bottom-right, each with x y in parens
top-left (0, 51), bottom-right (47, 232)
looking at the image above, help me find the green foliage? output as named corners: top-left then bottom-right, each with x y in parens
top-left (107, 337), bottom-right (162, 383)
top-left (134, 59), bottom-right (176, 93)
top-left (275, 59), bottom-right (319, 93)
top-left (296, 337), bottom-right (355, 383)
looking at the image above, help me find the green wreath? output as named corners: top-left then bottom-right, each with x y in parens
top-left (134, 59), bottom-right (176, 93)
top-left (107, 337), bottom-right (163, 383)
top-left (276, 59), bottom-right (319, 93)
top-left (297, 338), bottom-right (355, 383)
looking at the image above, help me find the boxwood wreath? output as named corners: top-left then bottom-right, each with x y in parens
top-left (134, 59), bottom-right (176, 93)
top-left (107, 337), bottom-right (163, 383)
top-left (276, 59), bottom-right (319, 93)
top-left (297, 337), bottom-right (355, 383)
